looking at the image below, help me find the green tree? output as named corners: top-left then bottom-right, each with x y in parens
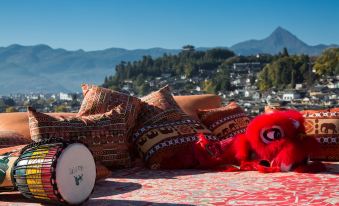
top-left (257, 65), bottom-right (272, 90)
top-left (5, 106), bottom-right (18, 113)
top-left (182, 45), bottom-right (195, 52)
top-left (282, 47), bottom-right (289, 57)
top-left (313, 48), bottom-right (339, 76)
top-left (54, 105), bottom-right (68, 112)
top-left (184, 63), bottom-right (193, 77)
top-left (214, 62), bottom-right (232, 91)
top-left (202, 80), bottom-right (216, 93)
top-left (257, 54), bottom-right (310, 91)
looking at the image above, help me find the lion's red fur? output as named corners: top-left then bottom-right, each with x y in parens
top-left (194, 109), bottom-right (325, 173)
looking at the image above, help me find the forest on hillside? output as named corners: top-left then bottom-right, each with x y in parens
top-left (103, 46), bottom-right (339, 95)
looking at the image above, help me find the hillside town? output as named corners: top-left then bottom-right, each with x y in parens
top-left (1, 60), bottom-right (338, 116)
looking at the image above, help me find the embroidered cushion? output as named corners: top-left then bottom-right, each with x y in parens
top-left (28, 107), bottom-right (132, 168)
top-left (301, 108), bottom-right (339, 161)
top-left (197, 102), bottom-right (250, 140)
top-left (77, 84), bottom-right (140, 128)
top-left (132, 86), bottom-right (216, 169)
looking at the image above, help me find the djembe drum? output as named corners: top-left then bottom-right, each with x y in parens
top-left (12, 138), bottom-right (96, 205)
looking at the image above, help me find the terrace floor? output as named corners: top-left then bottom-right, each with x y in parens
top-left (1, 163), bottom-right (338, 206)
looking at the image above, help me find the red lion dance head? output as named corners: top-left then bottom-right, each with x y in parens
top-left (195, 109), bottom-right (325, 173)
top-left (233, 109), bottom-right (325, 172)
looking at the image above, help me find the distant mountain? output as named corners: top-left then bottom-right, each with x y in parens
top-left (231, 27), bottom-right (338, 56)
top-left (0, 45), bottom-right (179, 95)
top-left (1, 27), bottom-right (338, 95)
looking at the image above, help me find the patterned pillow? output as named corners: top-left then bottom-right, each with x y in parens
top-left (197, 102), bottom-right (251, 140)
top-left (0, 131), bottom-right (32, 148)
top-left (28, 107), bottom-right (132, 168)
top-left (301, 108), bottom-right (339, 161)
top-left (132, 86), bottom-right (217, 169)
top-left (77, 84), bottom-right (140, 131)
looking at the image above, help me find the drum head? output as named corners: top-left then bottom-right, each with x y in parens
top-left (56, 143), bottom-right (96, 205)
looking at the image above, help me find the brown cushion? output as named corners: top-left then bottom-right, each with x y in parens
top-left (28, 107), bottom-right (132, 168)
top-left (0, 131), bottom-right (32, 148)
top-left (132, 86), bottom-right (216, 169)
top-left (301, 108), bottom-right (339, 161)
top-left (173, 94), bottom-right (222, 119)
top-left (0, 112), bottom-right (76, 140)
top-left (78, 84), bottom-right (140, 120)
top-left (197, 102), bottom-right (250, 140)
top-left (0, 93), bottom-right (218, 142)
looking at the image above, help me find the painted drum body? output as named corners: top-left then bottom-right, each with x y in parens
top-left (12, 140), bottom-right (96, 205)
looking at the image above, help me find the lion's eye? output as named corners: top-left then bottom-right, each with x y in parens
top-left (260, 126), bottom-right (284, 144)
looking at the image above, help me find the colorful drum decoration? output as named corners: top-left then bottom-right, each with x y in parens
top-left (12, 139), bottom-right (96, 205)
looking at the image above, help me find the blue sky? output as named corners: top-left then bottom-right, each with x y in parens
top-left (0, 0), bottom-right (338, 50)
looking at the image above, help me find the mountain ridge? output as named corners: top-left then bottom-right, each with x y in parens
top-left (230, 27), bottom-right (338, 55)
top-left (0, 27), bottom-right (337, 95)
top-left (0, 45), bottom-right (180, 95)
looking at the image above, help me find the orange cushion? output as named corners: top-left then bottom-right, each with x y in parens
top-left (0, 112), bottom-right (76, 139)
top-left (173, 94), bottom-right (222, 119)
top-left (95, 162), bottom-right (111, 181)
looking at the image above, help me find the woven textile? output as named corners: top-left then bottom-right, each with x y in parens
top-left (0, 131), bottom-right (32, 148)
top-left (137, 85), bottom-right (188, 127)
top-left (1, 162), bottom-right (339, 205)
top-left (78, 85), bottom-right (140, 132)
top-left (28, 107), bottom-right (132, 168)
top-left (133, 86), bottom-right (216, 169)
top-left (197, 102), bottom-right (250, 140)
top-left (301, 108), bottom-right (339, 161)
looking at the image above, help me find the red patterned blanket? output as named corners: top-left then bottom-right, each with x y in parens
top-left (1, 163), bottom-right (338, 206)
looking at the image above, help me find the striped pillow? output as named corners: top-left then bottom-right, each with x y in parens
top-left (132, 86), bottom-right (216, 169)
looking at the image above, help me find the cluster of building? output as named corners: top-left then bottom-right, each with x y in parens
top-left (1, 61), bottom-right (338, 115)
top-left (0, 92), bottom-right (82, 113)
top-left (121, 61), bottom-right (338, 115)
